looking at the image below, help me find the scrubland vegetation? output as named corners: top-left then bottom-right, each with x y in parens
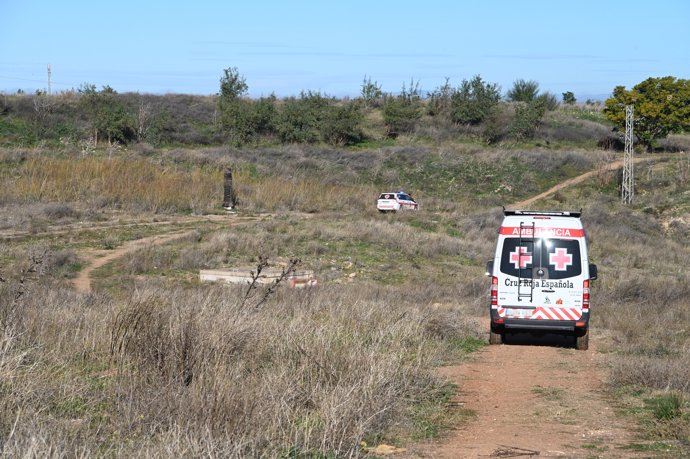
top-left (1, 84), bottom-right (690, 457)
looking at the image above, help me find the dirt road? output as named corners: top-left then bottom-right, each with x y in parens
top-left (509, 157), bottom-right (652, 209)
top-left (68, 213), bottom-right (268, 292)
top-left (409, 330), bottom-right (639, 458)
top-left (72, 230), bottom-right (197, 292)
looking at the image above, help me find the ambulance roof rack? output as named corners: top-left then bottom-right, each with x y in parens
top-left (503, 208), bottom-right (582, 218)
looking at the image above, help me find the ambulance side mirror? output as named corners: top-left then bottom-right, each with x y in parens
top-left (589, 263), bottom-right (598, 281)
top-left (485, 261), bottom-right (494, 277)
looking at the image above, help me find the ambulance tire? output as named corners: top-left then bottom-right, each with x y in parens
top-left (575, 328), bottom-right (589, 351)
top-left (489, 327), bottom-right (504, 345)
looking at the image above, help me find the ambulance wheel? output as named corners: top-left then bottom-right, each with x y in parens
top-left (489, 326), bottom-right (503, 345)
top-left (575, 328), bottom-right (589, 351)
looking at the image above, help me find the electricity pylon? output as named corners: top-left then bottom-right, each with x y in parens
top-left (622, 105), bottom-right (634, 205)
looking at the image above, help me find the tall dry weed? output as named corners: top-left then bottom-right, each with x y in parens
top-left (1, 155), bottom-right (381, 215)
top-left (0, 267), bottom-right (474, 457)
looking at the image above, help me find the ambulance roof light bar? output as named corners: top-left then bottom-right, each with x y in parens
top-left (503, 208), bottom-right (582, 218)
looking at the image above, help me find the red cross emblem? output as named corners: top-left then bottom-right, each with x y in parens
top-left (509, 246), bottom-right (532, 269)
top-left (549, 248), bottom-right (572, 271)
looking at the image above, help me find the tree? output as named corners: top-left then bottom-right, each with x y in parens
top-left (218, 67), bottom-right (252, 145)
top-left (218, 67), bottom-right (248, 100)
top-left (78, 84), bottom-right (134, 145)
top-left (31, 89), bottom-right (53, 137)
top-left (604, 76), bottom-right (690, 150)
top-left (562, 91), bottom-right (576, 105)
top-left (538, 92), bottom-right (560, 111)
top-left (511, 99), bottom-right (547, 141)
top-left (449, 75), bottom-right (501, 125)
top-left (321, 101), bottom-right (364, 146)
top-left (427, 77), bottom-right (454, 118)
top-left (249, 94), bottom-right (277, 137)
top-left (360, 75), bottom-right (383, 109)
top-left (507, 79), bottom-right (540, 103)
top-left (382, 79), bottom-right (422, 137)
top-left (604, 76), bottom-right (690, 149)
top-left (275, 91), bottom-right (328, 144)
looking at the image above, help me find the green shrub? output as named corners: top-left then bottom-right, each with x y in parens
top-left (507, 78), bottom-right (540, 103)
top-left (511, 100), bottom-right (546, 140)
top-left (275, 92), bottom-right (327, 143)
top-left (78, 84), bottom-right (136, 145)
top-left (382, 81), bottom-right (422, 137)
top-left (360, 76), bottom-right (383, 109)
top-left (321, 101), bottom-right (364, 146)
top-left (562, 91), bottom-right (576, 105)
top-left (449, 75), bottom-right (501, 125)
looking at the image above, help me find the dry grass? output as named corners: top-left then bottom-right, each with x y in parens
top-left (0, 152), bottom-right (380, 219)
top-left (0, 274), bottom-right (478, 457)
top-left (1, 144), bottom-right (690, 455)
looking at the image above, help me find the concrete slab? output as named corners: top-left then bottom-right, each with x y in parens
top-left (200, 267), bottom-right (317, 288)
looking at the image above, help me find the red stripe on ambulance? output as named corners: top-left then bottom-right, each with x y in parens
top-left (498, 307), bottom-right (582, 320)
top-left (499, 227), bottom-right (584, 238)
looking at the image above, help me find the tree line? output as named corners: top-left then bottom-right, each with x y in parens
top-left (2, 69), bottom-right (688, 150)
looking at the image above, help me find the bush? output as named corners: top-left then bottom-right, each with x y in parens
top-left (449, 75), bottom-right (501, 125)
top-left (382, 82), bottom-right (422, 137)
top-left (510, 100), bottom-right (547, 140)
top-left (321, 101), bottom-right (364, 146)
top-left (78, 85), bottom-right (136, 145)
top-left (275, 92), bottom-right (326, 144)
top-left (507, 79), bottom-right (540, 103)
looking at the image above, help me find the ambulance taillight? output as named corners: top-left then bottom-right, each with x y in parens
top-left (583, 279), bottom-right (590, 310)
top-left (491, 276), bottom-right (498, 306)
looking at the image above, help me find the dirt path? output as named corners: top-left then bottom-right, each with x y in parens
top-left (72, 230), bottom-right (197, 292)
top-left (69, 213), bottom-right (272, 292)
top-left (408, 330), bottom-right (640, 458)
top-left (509, 157), bottom-right (651, 209)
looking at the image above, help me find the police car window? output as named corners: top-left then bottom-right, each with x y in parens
top-left (500, 238), bottom-right (581, 279)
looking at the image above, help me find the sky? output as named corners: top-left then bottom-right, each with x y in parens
top-left (1, 0), bottom-right (689, 101)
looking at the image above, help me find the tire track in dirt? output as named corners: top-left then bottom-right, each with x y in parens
top-left (409, 330), bottom-right (641, 458)
top-left (72, 230), bottom-right (197, 292)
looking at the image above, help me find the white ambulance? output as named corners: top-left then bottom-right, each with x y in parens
top-left (486, 210), bottom-right (598, 350)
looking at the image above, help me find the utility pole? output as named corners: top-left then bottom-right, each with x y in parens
top-left (622, 105), bottom-right (634, 205)
top-left (47, 64), bottom-right (52, 95)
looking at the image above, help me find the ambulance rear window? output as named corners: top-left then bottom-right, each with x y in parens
top-left (500, 238), bottom-right (582, 280)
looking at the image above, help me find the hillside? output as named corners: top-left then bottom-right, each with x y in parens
top-left (0, 102), bottom-right (689, 457)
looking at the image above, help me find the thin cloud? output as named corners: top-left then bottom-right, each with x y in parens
top-left (485, 53), bottom-right (600, 60)
top-left (194, 40), bottom-right (307, 50)
top-left (484, 53), bottom-right (659, 64)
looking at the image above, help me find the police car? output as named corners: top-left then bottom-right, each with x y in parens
top-left (486, 209), bottom-right (598, 350)
top-left (376, 192), bottom-right (418, 213)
